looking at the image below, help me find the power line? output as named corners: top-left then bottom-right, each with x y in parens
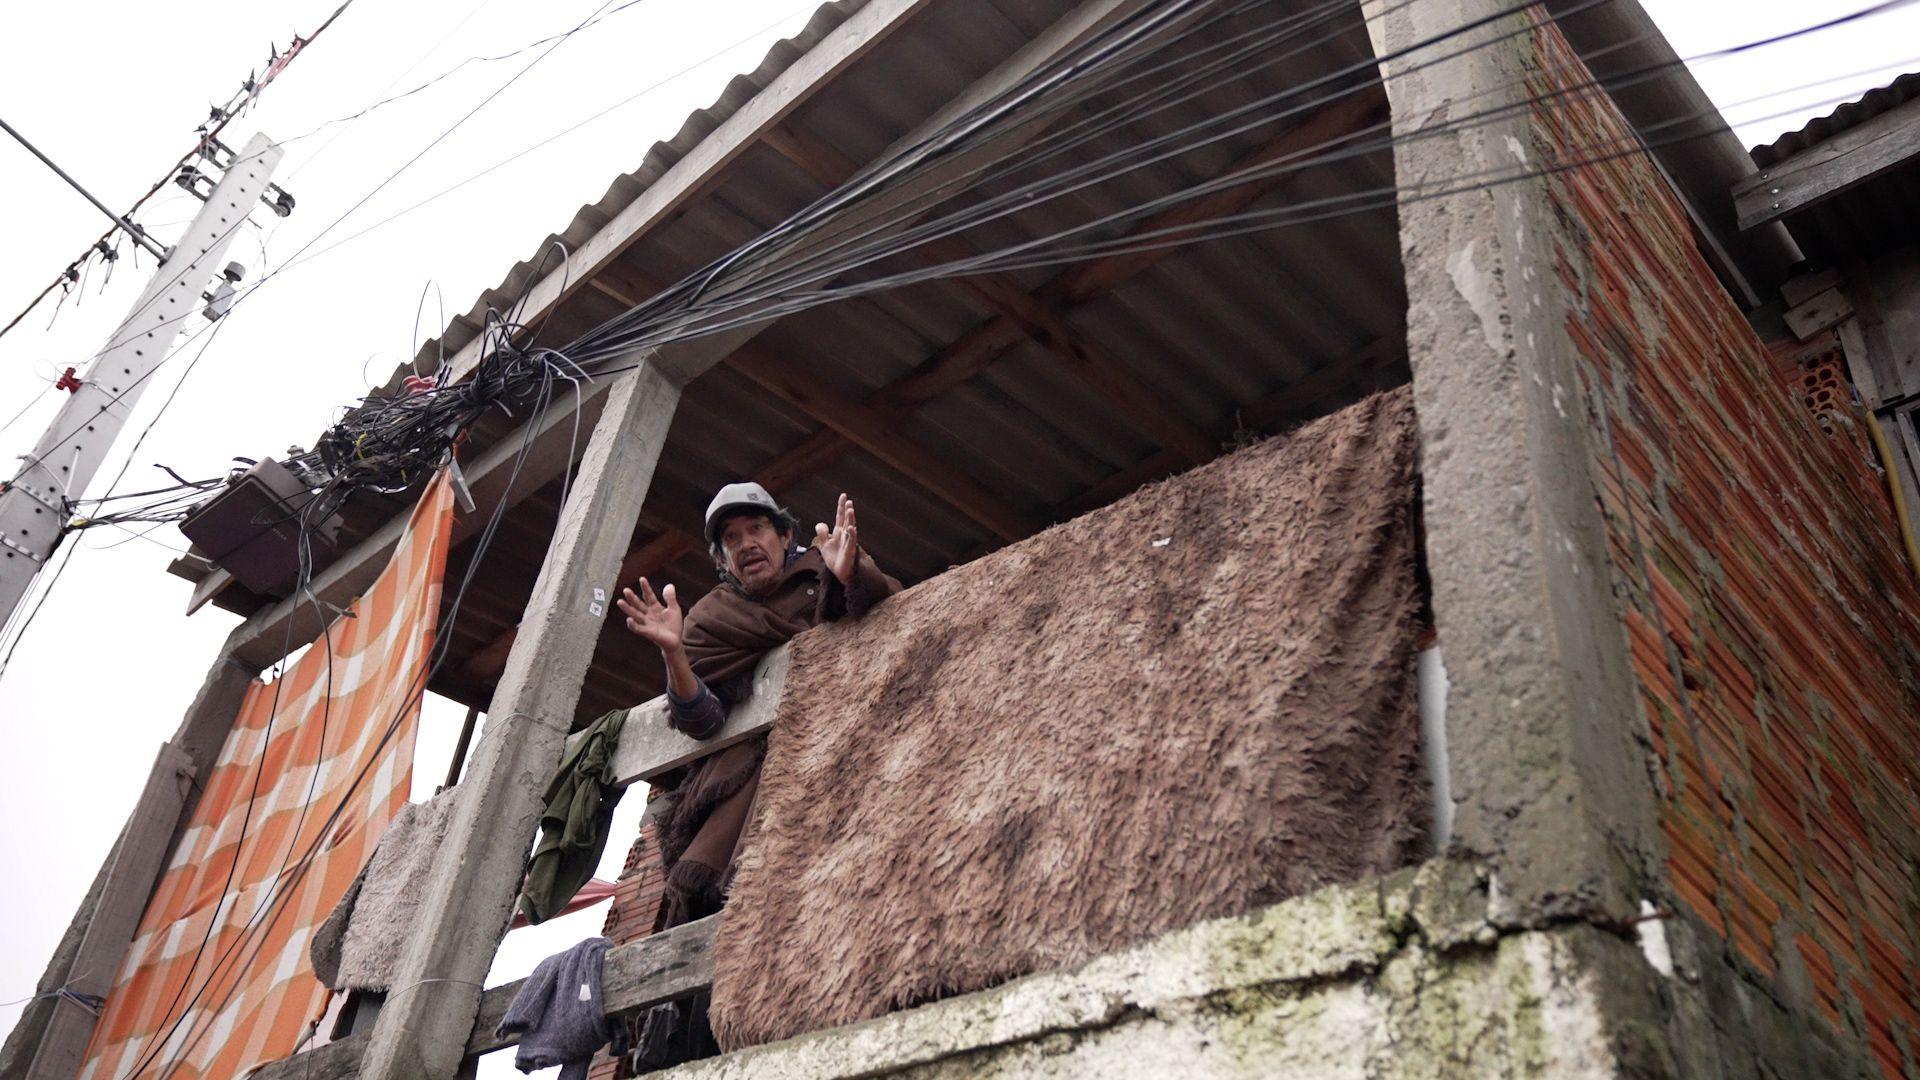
top-left (0, 117), bottom-right (166, 257)
top-left (279, 0), bottom-right (659, 149)
top-left (51, 1), bottom-right (1920, 1071)
top-left (0, 4), bottom-right (352, 344)
top-left (274, 2), bottom-right (817, 275)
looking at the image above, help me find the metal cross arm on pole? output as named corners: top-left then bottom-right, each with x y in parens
top-left (0, 132), bottom-right (284, 629)
top-left (0, 116), bottom-right (169, 259)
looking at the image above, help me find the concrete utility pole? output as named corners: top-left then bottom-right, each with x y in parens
top-left (0, 131), bottom-right (283, 629)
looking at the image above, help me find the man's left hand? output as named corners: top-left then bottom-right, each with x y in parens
top-left (816, 492), bottom-right (859, 585)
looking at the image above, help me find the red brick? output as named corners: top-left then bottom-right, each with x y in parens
top-left (1797, 936), bottom-right (1845, 1026)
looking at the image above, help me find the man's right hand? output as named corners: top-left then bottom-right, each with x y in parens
top-left (618, 578), bottom-right (684, 654)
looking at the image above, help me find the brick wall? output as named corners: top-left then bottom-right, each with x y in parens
top-left (587, 819), bottom-right (668, 1080)
top-left (1530, 20), bottom-right (1920, 1078)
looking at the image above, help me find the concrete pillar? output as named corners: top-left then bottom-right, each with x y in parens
top-left (360, 360), bottom-right (681, 1080)
top-left (1360, 0), bottom-right (1658, 925)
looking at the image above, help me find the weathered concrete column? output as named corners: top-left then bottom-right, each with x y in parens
top-left (1360, 0), bottom-right (1658, 924)
top-left (2, 652), bottom-right (255, 1080)
top-left (360, 360), bottom-right (681, 1080)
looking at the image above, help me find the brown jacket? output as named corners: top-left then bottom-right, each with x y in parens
top-left (682, 545), bottom-right (901, 688)
top-left (653, 546), bottom-right (901, 904)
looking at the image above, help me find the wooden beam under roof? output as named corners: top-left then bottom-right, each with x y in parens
top-left (248, 915), bottom-right (718, 1080)
top-left (762, 123), bottom-right (1219, 464)
top-left (495, 92), bottom-right (1389, 681)
top-left (591, 261), bottom-right (1041, 541)
top-left (1732, 91), bottom-right (1920, 231)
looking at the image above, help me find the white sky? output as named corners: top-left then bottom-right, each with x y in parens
top-left (1, 0), bottom-right (1916, 1075)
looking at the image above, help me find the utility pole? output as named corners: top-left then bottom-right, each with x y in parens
top-left (0, 131), bottom-right (283, 628)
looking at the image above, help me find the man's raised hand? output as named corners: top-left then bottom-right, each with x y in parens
top-left (815, 492), bottom-right (859, 584)
top-left (618, 577), bottom-right (683, 653)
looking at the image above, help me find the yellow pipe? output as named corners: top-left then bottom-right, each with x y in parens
top-left (1864, 409), bottom-right (1920, 584)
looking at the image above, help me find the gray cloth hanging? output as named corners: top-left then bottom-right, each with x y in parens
top-left (495, 936), bottom-right (625, 1080)
top-left (310, 791), bottom-right (458, 991)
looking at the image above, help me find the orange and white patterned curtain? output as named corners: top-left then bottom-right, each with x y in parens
top-left (80, 473), bottom-right (455, 1080)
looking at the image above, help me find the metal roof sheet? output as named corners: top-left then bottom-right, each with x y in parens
top-left (1749, 71), bottom-right (1920, 264)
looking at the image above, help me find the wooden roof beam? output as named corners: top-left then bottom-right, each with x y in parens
top-left (590, 266), bottom-right (1039, 540)
top-left (763, 122), bottom-right (1216, 464)
top-left (761, 91), bottom-right (1387, 400)
top-left (543, 94), bottom-right (1389, 639)
top-left (1733, 91), bottom-right (1920, 230)
top-left (725, 340), bottom-right (1041, 540)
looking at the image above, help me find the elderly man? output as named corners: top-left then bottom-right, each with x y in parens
top-left (617, 482), bottom-right (900, 930)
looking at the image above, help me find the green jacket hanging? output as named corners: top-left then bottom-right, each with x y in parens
top-left (520, 708), bottom-right (628, 925)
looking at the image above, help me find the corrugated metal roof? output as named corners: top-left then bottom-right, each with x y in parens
top-left (1751, 71), bottom-right (1920, 165)
top-left (184, 0), bottom-right (1413, 722)
top-left (411, 0), bottom-right (873, 377)
top-left (1749, 71), bottom-right (1920, 263)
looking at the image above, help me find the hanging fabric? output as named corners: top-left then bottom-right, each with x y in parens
top-left (79, 473), bottom-right (454, 1080)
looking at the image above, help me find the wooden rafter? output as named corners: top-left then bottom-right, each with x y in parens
top-left (764, 124), bottom-right (1218, 463)
top-left (591, 262), bottom-right (1041, 540)
top-left (461, 92), bottom-right (1386, 686)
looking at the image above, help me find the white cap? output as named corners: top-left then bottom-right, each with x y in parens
top-left (703, 481), bottom-right (781, 542)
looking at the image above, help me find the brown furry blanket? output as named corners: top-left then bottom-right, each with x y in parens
top-left (709, 389), bottom-right (1430, 1049)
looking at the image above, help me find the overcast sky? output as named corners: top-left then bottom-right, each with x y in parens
top-left (2, 0), bottom-right (1917, 1075)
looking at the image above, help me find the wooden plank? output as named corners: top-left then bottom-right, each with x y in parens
top-left (465, 914), bottom-right (717, 1056)
top-left (441, 0), bottom-right (942, 385)
top-left (761, 125), bottom-right (1217, 464)
top-left (24, 744), bottom-right (195, 1080)
top-left (225, 375), bottom-right (615, 669)
top-left (953, 278), bottom-right (1216, 463)
top-left (1780, 267), bottom-right (1842, 308)
top-left (726, 343), bottom-right (1040, 540)
top-left (359, 364), bottom-right (682, 1080)
top-left (183, 563), bottom-right (234, 616)
top-left (1783, 287), bottom-right (1854, 342)
top-left (249, 917), bottom-right (718, 1080)
top-left (603, 644), bottom-right (791, 789)
top-left (1734, 93), bottom-right (1920, 231)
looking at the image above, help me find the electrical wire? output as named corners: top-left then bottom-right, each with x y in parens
top-left (272, 2), bottom-right (817, 276)
top-left (0, 7), bottom-right (351, 344)
top-left (59, 0), bottom-right (1920, 1072)
top-left (279, 0), bottom-right (656, 148)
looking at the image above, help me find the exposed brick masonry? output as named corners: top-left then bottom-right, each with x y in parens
top-left (1532, 21), bottom-right (1920, 1078)
top-left (588, 819), bottom-right (668, 1080)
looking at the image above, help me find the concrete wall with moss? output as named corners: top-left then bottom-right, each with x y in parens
top-left (651, 864), bottom-right (1680, 1080)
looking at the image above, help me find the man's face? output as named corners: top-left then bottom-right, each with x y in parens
top-left (719, 512), bottom-right (790, 594)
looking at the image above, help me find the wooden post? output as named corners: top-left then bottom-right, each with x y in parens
top-left (438, 705), bottom-right (482, 792)
top-left (358, 360), bottom-right (681, 1080)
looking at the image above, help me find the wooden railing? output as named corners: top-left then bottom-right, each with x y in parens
top-left (605, 644), bottom-right (791, 789)
top-left (252, 646), bottom-right (789, 1078)
top-left (249, 916), bottom-right (717, 1079)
